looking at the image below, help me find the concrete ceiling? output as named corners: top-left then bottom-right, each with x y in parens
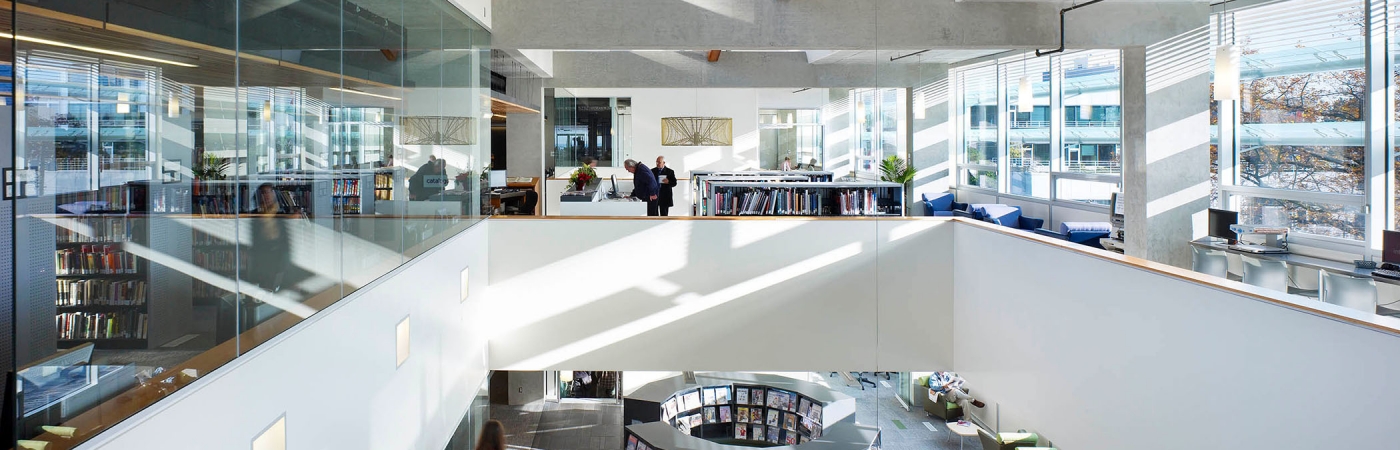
top-left (807, 49), bottom-right (1006, 64)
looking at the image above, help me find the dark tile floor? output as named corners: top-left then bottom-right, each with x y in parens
top-left (494, 399), bottom-right (624, 450)
top-left (494, 373), bottom-right (969, 450)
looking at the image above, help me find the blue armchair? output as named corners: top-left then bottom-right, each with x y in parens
top-left (972, 204), bottom-right (1044, 231)
top-left (1034, 221), bottom-right (1112, 249)
top-left (921, 192), bottom-right (969, 217)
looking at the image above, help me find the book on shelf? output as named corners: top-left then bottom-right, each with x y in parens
top-left (57, 217), bottom-right (129, 243)
top-left (56, 279), bottom-right (146, 307)
top-left (333, 178), bottom-right (361, 197)
top-left (55, 245), bottom-right (137, 275)
top-left (56, 310), bottom-right (148, 340)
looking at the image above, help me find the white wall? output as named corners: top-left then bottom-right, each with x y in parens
top-left (558, 88), bottom-right (843, 180)
top-left (82, 223), bottom-right (492, 450)
top-left (953, 223), bottom-right (1400, 449)
top-left (484, 218), bottom-right (955, 371)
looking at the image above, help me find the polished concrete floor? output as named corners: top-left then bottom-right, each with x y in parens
top-left (493, 373), bottom-right (970, 450)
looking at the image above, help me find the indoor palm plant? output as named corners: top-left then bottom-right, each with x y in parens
top-left (880, 155), bottom-right (916, 216)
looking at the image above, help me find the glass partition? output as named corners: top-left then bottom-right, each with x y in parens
top-left (10, 0), bottom-right (490, 446)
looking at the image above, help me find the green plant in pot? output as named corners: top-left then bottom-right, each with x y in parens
top-left (880, 155), bottom-right (916, 216)
top-left (192, 153), bottom-right (230, 181)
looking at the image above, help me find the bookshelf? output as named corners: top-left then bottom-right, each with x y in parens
top-left (689, 171), bottom-right (833, 215)
top-left (703, 181), bottom-right (904, 217)
top-left (51, 215), bottom-right (151, 350)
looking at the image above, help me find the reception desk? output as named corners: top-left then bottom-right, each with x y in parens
top-left (557, 186), bottom-right (648, 216)
top-left (546, 177), bottom-right (691, 216)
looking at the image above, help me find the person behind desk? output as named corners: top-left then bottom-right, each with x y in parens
top-left (624, 159), bottom-right (659, 216)
top-left (408, 155), bottom-right (444, 200)
top-left (652, 156), bottom-right (678, 216)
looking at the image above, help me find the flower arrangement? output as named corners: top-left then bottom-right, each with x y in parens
top-left (569, 165), bottom-right (596, 190)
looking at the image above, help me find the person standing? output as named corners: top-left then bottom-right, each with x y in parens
top-left (781, 156), bottom-right (793, 171)
top-left (652, 156), bottom-right (678, 216)
top-left (624, 159), bottom-right (659, 216)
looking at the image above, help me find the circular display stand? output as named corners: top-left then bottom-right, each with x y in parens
top-left (623, 372), bottom-right (880, 450)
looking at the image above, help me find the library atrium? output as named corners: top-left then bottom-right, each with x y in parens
top-left (0, 0), bottom-right (1397, 449)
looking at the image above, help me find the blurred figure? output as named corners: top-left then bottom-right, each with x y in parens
top-left (408, 155), bottom-right (437, 200)
top-left (652, 156), bottom-right (678, 216)
top-left (247, 183), bottom-right (289, 292)
top-left (781, 156), bottom-right (793, 171)
top-left (475, 420), bottom-right (506, 450)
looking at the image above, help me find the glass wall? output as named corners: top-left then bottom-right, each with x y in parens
top-left (8, 0), bottom-right (491, 447)
top-left (758, 109), bottom-right (823, 170)
top-left (1215, 0), bottom-right (1367, 241)
top-left (955, 50), bottom-right (1122, 205)
top-left (552, 96), bottom-right (631, 168)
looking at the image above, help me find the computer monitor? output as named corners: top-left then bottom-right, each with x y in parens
top-left (1208, 208), bottom-right (1238, 243)
top-left (610, 175), bottom-right (619, 198)
top-left (1384, 230), bottom-right (1400, 265)
top-left (489, 170), bottom-right (507, 188)
top-left (1109, 192), bottom-right (1124, 218)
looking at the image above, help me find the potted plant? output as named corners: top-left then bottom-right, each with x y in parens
top-left (569, 165), bottom-right (596, 191)
top-left (192, 152), bottom-right (230, 181)
top-left (880, 155), bottom-right (916, 216)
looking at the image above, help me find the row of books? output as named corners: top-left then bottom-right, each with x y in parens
top-left (194, 249), bottom-right (248, 273)
top-left (57, 217), bottom-right (132, 243)
top-left (192, 182), bottom-right (240, 197)
top-left (55, 246), bottom-right (139, 275)
top-left (711, 187), bottom-right (894, 216)
top-left (192, 196), bottom-right (244, 215)
top-left (713, 188), bottom-right (826, 216)
top-left (661, 385), bottom-right (824, 427)
top-left (836, 189), bottom-right (883, 215)
top-left (193, 230), bottom-right (233, 246)
top-left (332, 178), bottom-right (362, 197)
top-left (56, 279), bottom-right (147, 307)
top-left (194, 279), bottom-right (232, 299)
top-left (56, 311), bottom-right (148, 340)
top-left (332, 196), bottom-right (362, 214)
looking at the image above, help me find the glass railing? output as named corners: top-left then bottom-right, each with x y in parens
top-left (9, 0), bottom-right (494, 447)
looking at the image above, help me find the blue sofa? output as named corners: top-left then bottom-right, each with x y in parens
top-left (921, 192), bottom-right (969, 217)
top-left (971, 204), bottom-right (1044, 231)
top-left (1034, 221), bottom-right (1113, 249)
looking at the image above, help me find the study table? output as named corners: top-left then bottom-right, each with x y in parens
top-left (1189, 238), bottom-right (1400, 315)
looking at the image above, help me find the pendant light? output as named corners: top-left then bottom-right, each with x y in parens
top-left (913, 55), bottom-right (927, 120)
top-left (1017, 55), bottom-right (1033, 113)
top-left (116, 92), bottom-right (130, 114)
top-left (1213, 1), bottom-right (1240, 102)
top-left (166, 93), bottom-right (179, 118)
top-left (262, 99), bottom-right (272, 122)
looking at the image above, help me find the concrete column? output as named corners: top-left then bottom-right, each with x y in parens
top-left (506, 79), bottom-right (545, 180)
top-left (1121, 25), bottom-right (1212, 268)
top-left (910, 65), bottom-right (952, 215)
top-left (823, 88), bottom-right (853, 177)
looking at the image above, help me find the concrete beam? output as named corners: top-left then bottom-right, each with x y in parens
top-left (548, 51), bottom-right (943, 88)
top-left (492, 0), bottom-right (1209, 51)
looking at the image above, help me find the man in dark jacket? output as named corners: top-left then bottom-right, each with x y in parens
top-left (652, 156), bottom-right (678, 216)
top-left (625, 159), bottom-right (660, 216)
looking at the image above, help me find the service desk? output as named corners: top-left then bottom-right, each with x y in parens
top-left (556, 185), bottom-right (648, 216)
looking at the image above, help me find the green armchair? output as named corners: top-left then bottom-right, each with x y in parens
top-left (976, 428), bottom-right (1042, 450)
top-left (922, 388), bottom-right (963, 420)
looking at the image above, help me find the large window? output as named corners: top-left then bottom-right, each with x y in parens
top-left (955, 50), bottom-right (1122, 205)
top-left (1216, 0), bottom-right (1367, 241)
top-left (552, 97), bottom-right (631, 168)
top-left (759, 109), bottom-right (823, 170)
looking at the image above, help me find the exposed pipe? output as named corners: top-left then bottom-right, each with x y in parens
top-left (1035, 0), bottom-right (1109, 57)
top-left (890, 49), bottom-right (931, 62)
